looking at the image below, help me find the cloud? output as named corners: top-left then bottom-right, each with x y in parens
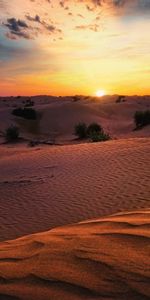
top-left (110, 0), bottom-right (150, 17)
top-left (59, 0), bottom-right (69, 10)
top-left (46, 0), bottom-right (150, 18)
top-left (1, 0), bottom-right (150, 42)
top-left (59, 0), bottom-right (150, 14)
top-left (59, 1), bottom-right (65, 7)
top-left (4, 18), bottom-right (31, 39)
top-left (26, 14), bottom-right (41, 23)
top-left (5, 18), bottom-right (28, 32)
top-left (75, 23), bottom-right (100, 32)
top-left (82, 0), bottom-right (150, 13)
top-left (3, 14), bottom-right (62, 40)
top-left (77, 13), bottom-right (84, 18)
top-left (26, 14), bottom-right (62, 34)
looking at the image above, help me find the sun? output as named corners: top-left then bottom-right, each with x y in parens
top-left (96, 90), bottom-right (106, 97)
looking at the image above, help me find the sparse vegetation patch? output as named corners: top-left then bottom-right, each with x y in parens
top-left (74, 122), bottom-right (87, 139)
top-left (134, 110), bottom-right (150, 129)
top-left (12, 107), bottom-right (37, 120)
top-left (74, 122), bottom-right (110, 142)
top-left (5, 125), bottom-right (20, 142)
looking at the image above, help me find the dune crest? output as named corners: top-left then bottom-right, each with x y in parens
top-left (0, 209), bottom-right (149, 300)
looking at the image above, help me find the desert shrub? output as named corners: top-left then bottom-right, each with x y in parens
top-left (87, 122), bottom-right (102, 136)
top-left (134, 111), bottom-right (143, 128)
top-left (74, 122), bottom-right (87, 139)
top-left (23, 108), bottom-right (36, 119)
top-left (12, 107), bottom-right (22, 117)
top-left (28, 140), bottom-right (39, 147)
top-left (116, 95), bottom-right (125, 103)
top-left (12, 107), bottom-right (37, 120)
top-left (73, 96), bottom-right (80, 102)
top-left (89, 130), bottom-right (111, 142)
top-left (144, 110), bottom-right (150, 125)
top-left (24, 98), bottom-right (34, 107)
top-left (5, 125), bottom-right (20, 142)
top-left (134, 110), bottom-right (150, 128)
top-left (74, 121), bottom-right (111, 142)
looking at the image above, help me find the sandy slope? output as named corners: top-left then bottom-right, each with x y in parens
top-left (0, 97), bottom-right (149, 299)
top-left (0, 209), bottom-right (149, 300)
top-left (0, 138), bottom-right (149, 242)
top-left (0, 95), bottom-right (150, 142)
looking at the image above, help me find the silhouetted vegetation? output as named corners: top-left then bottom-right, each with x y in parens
top-left (12, 107), bottom-right (37, 120)
top-left (134, 110), bottom-right (150, 129)
top-left (24, 98), bottom-right (34, 107)
top-left (89, 131), bottom-right (111, 142)
top-left (5, 125), bottom-right (20, 142)
top-left (116, 95), bottom-right (126, 103)
top-left (75, 122), bottom-right (87, 139)
top-left (72, 96), bottom-right (80, 102)
top-left (74, 122), bottom-right (110, 142)
top-left (87, 123), bottom-right (102, 136)
top-left (87, 123), bottom-right (110, 142)
top-left (28, 140), bottom-right (39, 147)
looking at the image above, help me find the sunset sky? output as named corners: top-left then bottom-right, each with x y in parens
top-left (0, 0), bottom-right (150, 96)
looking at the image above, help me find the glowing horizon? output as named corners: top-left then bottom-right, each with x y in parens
top-left (0, 0), bottom-right (150, 97)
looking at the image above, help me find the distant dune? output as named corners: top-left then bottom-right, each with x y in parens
top-left (0, 95), bottom-right (150, 143)
top-left (0, 209), bottom-right (149, 300)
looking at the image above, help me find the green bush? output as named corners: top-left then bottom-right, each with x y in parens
top-left (74, 121), bottom-right (111, 142)
top-left (87, 122), bottom-right (102, 136)
top-left (5, 125), bottom-right (20, 142)
top-left (12, 107), bottom-right (37, 120)
top-left (134, 110), bottom-right (150, 128)
top-left (89, 130), bottom-right (111, 142)
top-left (74, 122), bottom-right (87, 139)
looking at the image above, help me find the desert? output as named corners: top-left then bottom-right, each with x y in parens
top-left (0, 95), bottom-right (150, 299)
top-left (0, 0), bottom-right (150, 298)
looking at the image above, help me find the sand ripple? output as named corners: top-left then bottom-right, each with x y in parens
top-left (0, 138), bottom-right (150, 241)
top-left (0, 209), bottom-right (149, 300)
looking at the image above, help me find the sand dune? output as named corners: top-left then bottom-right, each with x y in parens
top-left (0, 96), bottom-right (149, 299)
top-left (0, 95), bottom-right (150, 142)
top-left (0, 209), bottom-right (149, 300)
top-left (0, 137), bottom-right (149, 242)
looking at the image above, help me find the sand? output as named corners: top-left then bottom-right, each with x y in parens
top-left (0, 95), bottom-right (150, 143)
top-left (0, 137), bottom-right (149, 242)
top-left (0, 96), bottom-right (149, 299)
top-left (0, 209), bottom-right (149, 300)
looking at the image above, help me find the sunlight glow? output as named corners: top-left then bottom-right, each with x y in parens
top-left (96, 90), bottom-right (106, 97)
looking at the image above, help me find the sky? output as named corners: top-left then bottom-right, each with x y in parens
top-left (0, 0), bottom-right (150, 96)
